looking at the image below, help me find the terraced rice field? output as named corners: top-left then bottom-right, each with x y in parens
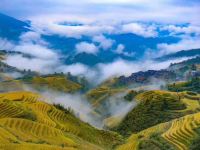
top-left (118, 112), bottom-right (200, 150)
top-left (0, 91), bottom-right (122, 150)
top-left (117, 121), bottom-right (170, 150)
top-left (26, 76), bottom-right (82, 92)
top-left (87, 87), bottom-right (126, 108)
top-left (162, 113), bottom-right (200, 150)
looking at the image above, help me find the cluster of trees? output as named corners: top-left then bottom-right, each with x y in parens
top-left (114, 92), bottom-right (186, 136)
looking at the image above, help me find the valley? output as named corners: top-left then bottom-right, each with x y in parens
top-left (0, 48), bottom-right (199, 150)
top-left (0, 5), bottom-right (200, 150)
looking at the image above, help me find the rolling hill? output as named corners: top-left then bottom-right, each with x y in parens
top-left (0, 74), bottom-right (85, 93)
top-left (0, 91), bottom-right (123, 150)
top-left (168, 78), bottom-right (200, 93)
top-left (117, 111), bottom-right (200, 150)
top-left (113, 90), bottom-right (200, 136)
top-left (0, 70), bottom-right (200, 150)
top-left (156, 49), bottom-right (200, 61)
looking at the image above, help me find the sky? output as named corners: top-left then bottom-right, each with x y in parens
top-left (0, 0), bottom-right (200, 25)
top-left (0, 0), bottom-right (200, 82)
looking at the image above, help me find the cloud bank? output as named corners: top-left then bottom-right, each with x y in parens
top-left (76, 42), bottom-right (98, 54)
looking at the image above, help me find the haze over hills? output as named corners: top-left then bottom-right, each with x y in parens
top-left (0, 0), bottom-right (200, 150)
top-left (156, 49), bottom-right (200, 61)
top-left (0, 50), bottom-right (200, 149)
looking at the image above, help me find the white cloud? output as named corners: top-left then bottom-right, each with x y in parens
top-left (95, 57), bottom-right (193, 82)
top-left (20, 31), bottom-right (48, 45)
top-left (75, 42), bottom-right (99, 54)
top-left (122, 23), bottom-right (158, 37)
top-left (114, 44), bottom-right (135, 56)
top-left (93, 35), bottom-right (114, 50)
top-left (41, 91), bottom-right (98, 127)
top-left (115, 44), bottom-right (125, 54)
top-left (0, 32), bottom-right (59, 60)
top-left (0, 32), bottom-right (58, 60)
top-left (162, 25), bottom-right (200, 36)
top-left (0, 38), bottom-right (15, 50)
top-left (57, 63), bottom-right (89, 76)
top-left (157, 36), bottom-right (200, 55)
top-left (31, 21), bottom-right (115, 38)
top-left (97, 60), bottom-right (139, 81)
top-left (0, 34), bottom-right (60, 73)
top-left (4, 54), bottom-right (60, 74)
top-left (14, 43), bottom-right (58, 59)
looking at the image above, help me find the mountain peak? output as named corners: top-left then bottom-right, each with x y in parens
top-left (0, 13), bottom-right (30, 40)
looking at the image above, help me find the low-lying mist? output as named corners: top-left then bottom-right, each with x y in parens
top-left (40, 90), bottom-right (137, 128)
top-left (103, 93), bottom-right (137, 119)
top-left (41, 90), bottom-right (98, 127)
top-left (1, 80), bottom-right (137, 128)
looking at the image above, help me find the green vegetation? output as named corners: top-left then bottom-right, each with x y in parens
top-left (138, 136), bottom-right (174, 150)
top-left (0, 80), bottom-right (24, 92)
top-left (0, 55), bottom-right (200, 149)
top-left (0, 75), bottom-right (84, 93)
top-left (190, 129), bottom-right (200, 150)
top-left (87, 86), bottom-right (125, 108)
top-left (113, 90), bottom-right (199, 136)
top-left (124, 90), bottom-right (138, 101)
top-left (118, 112), bottom-right (200, 150)
top-left (53, 103), bottom-right (75, 116)
top-left (168, 78), bottom-right (200, 93)
top-left (21, 75), bottom-right (83, 93)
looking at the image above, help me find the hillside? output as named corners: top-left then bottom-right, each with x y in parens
top-left (92, 56), bottom-right (200, 91)
top-left (0, 50), bottom-right (38, 80)
top-left (168, 78), bottom-right (200, 93)
top-left (0, 91), bottom-right (123, 150)
top-left (117, 111), bottom-right (200, 150)
top-left (1, 89), bottom-right (199, 150)
top-left (19, 74), bottom-right (84, 93)
top-left (0, 61), bottom-right (200, 150)
top-left (156, 49), bottom-right (200, 61)
top-left (169, 56), bottom-right (200, 71)
top-left (0, 74), bottom-right (84, 93)
top-left (113, 90), bottom-right (200, 136)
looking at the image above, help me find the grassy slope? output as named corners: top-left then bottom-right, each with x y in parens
top-left (113, 90), bottom-right (200, 136)
top-left (168, 78), bottom-right (200, 93)
top-left (0, 75), bottom-right (83, 93)
top-left (117, 111), bottom-right (200, 150)
top-left (0, 73), bottom-right (14, 81)
top-left (87, 86), bottom-right (126, 108)
top-left (23, 75), bottom-right (82, 92)
top-left (0, 91), bottom-right (123, 150)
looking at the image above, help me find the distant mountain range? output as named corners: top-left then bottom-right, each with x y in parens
top-left (96, 56), bottom-right (200, 89)
top-left (156, 49), bottom-right (200, 61)
top-left (1, 13), bottom-right (192, 66)
top-left (0, 13), bottom-right (30, 41)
